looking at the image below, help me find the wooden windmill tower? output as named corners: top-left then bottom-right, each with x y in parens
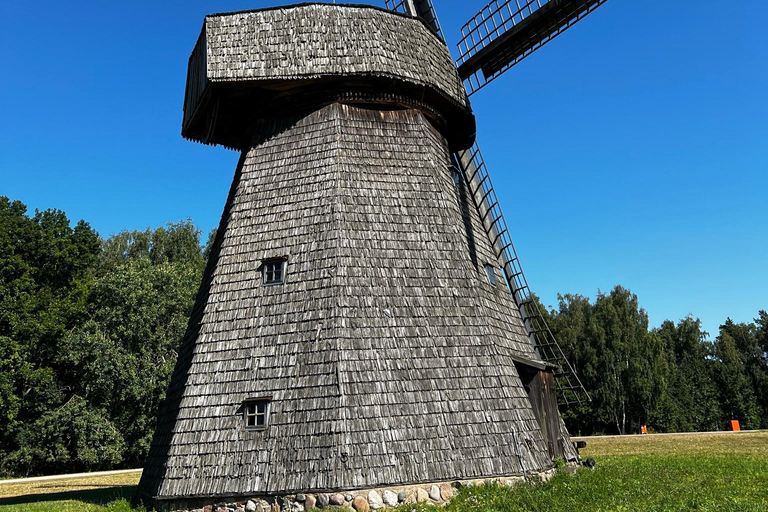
top-left (139, 0), bottom-right (609, 509)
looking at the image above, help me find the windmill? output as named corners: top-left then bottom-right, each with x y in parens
top-left (138, 1), bottom-right (610, 509)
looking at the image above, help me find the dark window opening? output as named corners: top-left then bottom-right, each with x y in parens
top-left (262, 259), bottom-right (286, 285)
top-left (244, 398), bottom-right (271, 430)
top-left (486, 264), bottom-right (497, 285)
top-left (450, 165), bottom-right (463, 190)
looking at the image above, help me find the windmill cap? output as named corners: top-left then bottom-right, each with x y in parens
top-left (182, 3), bottom-right (475, 150)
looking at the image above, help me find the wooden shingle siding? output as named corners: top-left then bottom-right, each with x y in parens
top-left (140, 103), bottom-right (552, 500)
top-left (203, 5), bottom-right (466, 107)
top-left (181, 4), bottom-right (474, 150)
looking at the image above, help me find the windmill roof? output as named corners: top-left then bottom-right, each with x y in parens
top-left (181, 3), bottom-right (473, 149)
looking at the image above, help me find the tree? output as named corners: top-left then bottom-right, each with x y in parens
top-left (2, 395), bottom-right (124, 476)
top-left (0, 197), bottom-right (100, 473)
top-left (651, 317), bottom-right (720, 432)
top-left (60, 222), bottom-right (206, 466)
top-left (715, 319), bottom-right (762, 429)
top-left (0, 200), bottom-right (207, 476)
top-left (540, 293), bottom-right (594, 435)
top-left (100, 219), bottom-right (203, 268)
top-left (755, 311), bottom-right (768, 427)
top-left (545, 286), bottom-right (666, 435)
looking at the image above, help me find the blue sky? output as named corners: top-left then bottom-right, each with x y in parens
top-left (2, 0), bottom-right (766, 338)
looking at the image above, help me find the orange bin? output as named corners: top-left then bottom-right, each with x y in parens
top-left (730, 420), bottom-right (741, 431)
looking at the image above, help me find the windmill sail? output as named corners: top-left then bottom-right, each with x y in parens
top-left (385, 0), bottom-right (444, 40)
top-left (457, 0), bottom-right (610, 94)
top-left (454, 143), bottom-right (589, 406)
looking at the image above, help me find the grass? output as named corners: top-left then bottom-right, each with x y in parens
top-left (1, 432), bottom-right (766, 512)
top-left (576, 430), bottom-right (768, 458)
top-left (0, 473), bottom-right (141, 512)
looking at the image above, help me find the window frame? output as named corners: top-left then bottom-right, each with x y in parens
top-left (261, 258), bottom-right (287, 286)
top-left (243, 397), bottom-right (272, 431)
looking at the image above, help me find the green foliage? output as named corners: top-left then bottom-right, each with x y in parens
top-left (59, 257), bottom-right (203, 466)
top-left (545, 287), bottom-right (668, 435)
top-left (546, 288), bottom-right (766, 435)
top-left (715, 320), bottom-right (763, 429)
top-left (100, 220), bottom-right (203, 268)
top-left (0, 198), bottom-right (101, 472)
top-left (0, 197), bottom-right (206, 477)
top-left (652, 317), bottom-right (721, 432)
top-left (3, 396), bottom-right (124, 476)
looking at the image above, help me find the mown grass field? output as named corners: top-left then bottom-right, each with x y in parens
top-left (1, 431), bottom-right (766, 512)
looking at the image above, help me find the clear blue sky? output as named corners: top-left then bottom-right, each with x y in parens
top-left (2, 0), bottom-right (766, 338)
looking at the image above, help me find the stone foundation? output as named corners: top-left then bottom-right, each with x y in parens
top-left (159, 469), bottom-right (560, 512)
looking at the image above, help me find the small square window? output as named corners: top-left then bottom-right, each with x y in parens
top-left (485, 265), bottom-right (497, 286)
top-left (262, 259), bottom-right (286, 285)
top-left (244, 398), bottom-right (271, 430)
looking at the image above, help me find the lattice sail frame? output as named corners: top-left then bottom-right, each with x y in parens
top-left (456, 0), bottom-right (610, 94)
top-left (454, 145), bottom-right (589, 406)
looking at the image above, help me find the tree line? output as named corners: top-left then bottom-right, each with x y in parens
top-left (0, 196), bottom-right (765, 476)
top-left (0, 197), bottom-right (212, 477)
top-left (541, 288), bottom-right (767, 436)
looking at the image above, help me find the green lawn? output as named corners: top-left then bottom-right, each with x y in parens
top-left (0, 473), bottom-right (141, 512)
top-left (1, 432), bottom-right (766, 512)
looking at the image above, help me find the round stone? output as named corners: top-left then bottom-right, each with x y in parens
top-left (345, 495), bottom-right (354, 502)
top-left (305, 495), bottom-right (316, 510)
top-left (330, 494), bottom-right (345, 506)
top-left (368, 491), bottom-right (383, 510)
top-left (352, 496), bottom-right (369, 512)
top-left (296, 494), bottom-right (307, 503)
top-left (271, 503), bottom-right (281, 512)
top-left (317, 494), bottom-right (329, 508)
top-left (246, 501), bottom-right (258, 512)
top-left (416, 489), bottom-right (429, 503)
top-left (291, 503), bottom-right (305, 512)
top-left (381, 490), bottom-right (398, 507)
top-left (428, 485), bottom-right (441, 502)
top-left (439, 483), bottom-right (453, 500)
top-left (396, 491), bottom-right (407, 503)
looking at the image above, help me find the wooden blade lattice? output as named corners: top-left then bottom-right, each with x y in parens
top-left (457, 0), bottom-right (610, 94)
top-left (385, 0), bottom-right (444, 41)
top-left (454, 143), bottom-right (590, 406)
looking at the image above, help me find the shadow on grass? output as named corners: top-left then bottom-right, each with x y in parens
top-left (0, 485), bottom-right (136, 507)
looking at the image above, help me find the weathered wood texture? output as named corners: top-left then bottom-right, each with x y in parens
top-left (204, 4), bottom-right (464, 101)
top-left (139, 103), bottom-right (555, 501)
top-left (182, 4), bottom-right (473, 149)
